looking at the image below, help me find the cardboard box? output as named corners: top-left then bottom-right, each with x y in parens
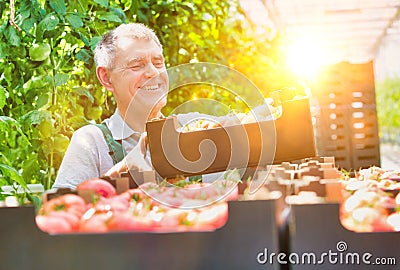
top-left (147, 97), bottom-right (316, 179)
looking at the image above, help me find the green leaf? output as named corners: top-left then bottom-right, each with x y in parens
top-left (24, 76), bottom-right (49, 92)
top-left (0, 116), bottom-right (18, 128)
top-left (38, 118), bottom-right (54, 138)
top-left (89, 36), bottom-right (102, 51)
top-left (54, 73), bottom-right (69, 87)
top-left (137, 9), bottom-right (148, 23)
top-left (26, 193), bottom-right (42, 210)
top-left (4, 26), bottom-right (21, 46)
top-left (0, 116), bottom-right (29, 146)
top-left (76, 49), bottom-right (91, 62)
top-left (21, 17), bottom-right (36, 32)
top-left (20, 110), bottom-right (52, 125)
top-left (0, 153), bottom-right (12, 167)
top-left (110, 7), bottom-right (126, 23)
top-left (53, 134), bottom-right (70, 152)
top-left (0, 164), bottom-right (26, 188)
top-left (22, 155), bottom-right (40, 182)
top-left (43, 14), bottom-right (60, 31)
top-left (66, 14), bottom-right (83, 29)
top-left (97, 12), bottom-right (122, 23)
top-left (73, 86), bottom-right (94, 103)
top-left (77, 31), bottom-right (89, 46)
top-left (129, 0), bottom-right (138, 12)
top-left (67, 115), bottom-right (89, 129)
top-left (94, 0), bottom-right (109, 8)
top-left (16, 1), bottom-right (31, 22)
top-left (0, 43), bottom-right (8, 58)
top-left (0, 178), bottom-right (8, 188)
top-left (36, 93), bottom-right (49, 108)
top-left (178, 3), bottom-right (194, 15)
top-left (37, 13), bottom-right (59, 38)
top-left (43, 27), bottom-right (64, 39)
top-left (50, 0), bottom-right (66, 15)
top-left (0, 86), bottom-right (6, 109)
top-left (30, 0), bottom-right (46, 21)
top-left (0, 18), bottom-right (7, 33)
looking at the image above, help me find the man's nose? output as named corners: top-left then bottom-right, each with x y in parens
top-left (144, 63), bottom-right (159, 78)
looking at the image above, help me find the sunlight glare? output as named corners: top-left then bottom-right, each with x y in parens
top-left (287, 37), bottom-right (326, 80)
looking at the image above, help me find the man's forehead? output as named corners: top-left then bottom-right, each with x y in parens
top-left (113, 37), bottom-right (163, 65)
top-left (117, 36), bottom-right (161, 51)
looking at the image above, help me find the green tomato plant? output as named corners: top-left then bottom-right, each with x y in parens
top-left (375, 77), bottom-right (400, 143)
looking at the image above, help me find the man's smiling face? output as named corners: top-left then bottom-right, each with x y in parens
top-left (107, 37), bottom-right (168, 124)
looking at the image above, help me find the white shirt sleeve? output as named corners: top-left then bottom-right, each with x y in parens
top-left (52, 125), bottom-right (113, 189)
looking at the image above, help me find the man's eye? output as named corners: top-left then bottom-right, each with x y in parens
top-left (130, 65), bottom-right (143, 70)
top-left (154, 62), bottom-right (165, 68)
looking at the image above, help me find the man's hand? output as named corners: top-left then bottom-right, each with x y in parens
top-left (104, 132), bottom-right (152, 178)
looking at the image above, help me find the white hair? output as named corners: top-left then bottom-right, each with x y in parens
top-left (94, 23), bottom-right (162, 69)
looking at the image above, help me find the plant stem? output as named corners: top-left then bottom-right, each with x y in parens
top-left (47, 151), bottom-right (54, 190)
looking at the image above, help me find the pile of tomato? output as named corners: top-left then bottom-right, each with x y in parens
top-left (339, 168), bottom-right (400, 232)
top-left (36, 178), bottom-right (238, 234)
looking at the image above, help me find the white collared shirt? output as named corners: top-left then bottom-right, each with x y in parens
top-left (53, 109), bottom-right (145, 189)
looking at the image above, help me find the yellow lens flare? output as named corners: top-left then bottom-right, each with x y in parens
top-left (286, 37), bottom-right (327, 81)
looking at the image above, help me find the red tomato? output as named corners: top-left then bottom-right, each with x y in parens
top-left (153, 192), bottom-right (183, 208)
top-left (118, 190), bottom-right (135, 202)
top-left (48, 211), bottom-right (80, 231)
top-left (35, 215), bottom-right (73, 234)
top-left (371, 216), bottom-right (394, 232)
top-left (138, 182), bottom-right (159, 196)
top-left (183, 183), bottom-right (219, 200)
top-left (223, 185), bottom-right (239, 202)
top-left (94, 195), bottom-right (130, 212)
top-left (79, 212), bottom-right (111, 233)
top-left (184, 182), bottom-right (239, 202)
top-left (42, 194), bottom-right (87, 217)
top-left (126, 188), bottom-right (147, 203)
top-left (107, 212), bottom-right (156, 232)
top-left (380, 196), bottom-right (396, 210)
top-left (195, 203), bottom-right (229, 229)
top-left (159, 208), bottom-right (191, 227)
top-left (77, 178), bottom-right (117, 198)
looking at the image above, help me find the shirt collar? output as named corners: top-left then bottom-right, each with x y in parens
top-left (103, 109), bottom-right (141, 140)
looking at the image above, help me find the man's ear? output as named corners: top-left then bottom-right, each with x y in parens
top-left (96, 66), bottom-right (114, 92)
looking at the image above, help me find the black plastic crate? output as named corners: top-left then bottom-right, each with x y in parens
top-left (0, 199), bottom-right (281, 270)
top-left (288, 203), bottom-right (399, 270)
top-left (311, 61), bottom-right (380, 170)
